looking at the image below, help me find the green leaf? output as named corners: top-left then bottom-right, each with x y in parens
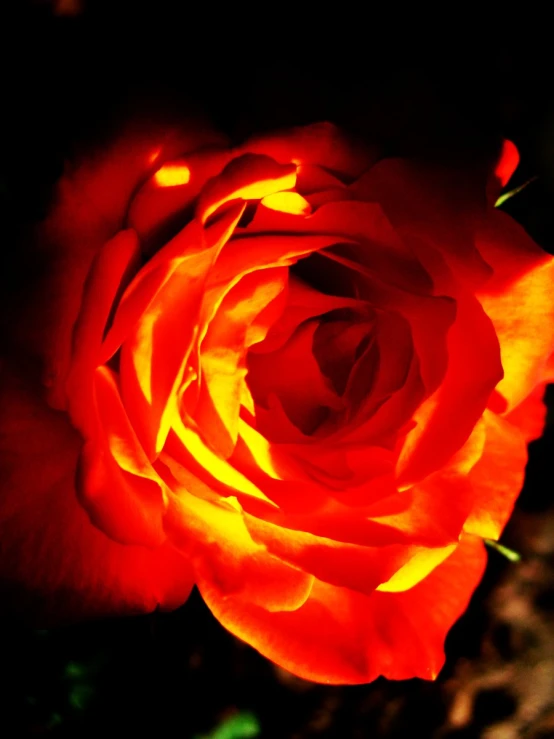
top-left (495, 176), bottom-right (537, 208)
top-left (485, 539), bottom-right (521, 562)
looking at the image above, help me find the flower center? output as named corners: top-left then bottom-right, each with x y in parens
top-left (246, 295), bottom-right (376, 440)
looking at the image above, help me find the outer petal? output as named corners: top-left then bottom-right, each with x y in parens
top-left (198, 534), bottom-right (486, 684)
top-left (241, 121), bottom-right (377, 182)
top-left (351, 158), bottom-right (493, 289)
top-left (464, 409), bottom-right (529, 541)
top-left (0, 360), bottom-right (193, 622)
top-left (489, 139), bottom-right (519, 201)
top-left (6, 118), bottom-right (222, 410)
top-left (128, 147), bottom-right (231, 245)
top-left (504, 383), bottom-right (549, 443)
top-left (163, 487), bottom-right (313, 614)
top-left (477, 210), bottom-right (554, 411)
top-left (76, 367), bottom-right (168, 547)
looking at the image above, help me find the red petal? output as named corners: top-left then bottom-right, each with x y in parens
top-left (0, 360), bottom-right (193, 622)
top-left (163, 488), bottom-right (313, 613)
top-left (477, 210), bottom-right (554, 411)
top-left (198, 534), bottom-right (486, 684)
top-left (65, 229), bottom-right (141, 424)
top-left (242, 122), bottom-right (377, 181)
top-left (243, 512), bottom-right (456, 598)
top-left (128, 147), bottom-right (232, 246)
top-left (397, 245), bottom-right (503, 486)
top-left (494, 139), bottom-right (519, 189)
top-left (246, 199), bottom-right (434, 298)
top-left (76, 367), bottom-right (167, 547)
top-left (464, 409), bottom-right (529, 540)
top-left (118, 205), bottom-right (245, 459)
top-left (10, 120), bottom-right (222, 408)
top-left (197, 154), bottom-right (297, 224)
top-left (352, 158), bottom-right (493, 289)
top-left (193, 267), bottom-right (288, 455)
top-left (504, 384), bottom-right (548, 443)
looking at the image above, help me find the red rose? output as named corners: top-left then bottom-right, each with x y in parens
top-left (1, 121), bottom-right (553, 684)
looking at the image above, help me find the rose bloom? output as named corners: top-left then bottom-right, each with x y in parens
top-left (1, 120), bottom-right (553, 684)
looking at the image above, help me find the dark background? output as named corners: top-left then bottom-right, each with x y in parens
top-left (1, 4), bottom-right (554, 737)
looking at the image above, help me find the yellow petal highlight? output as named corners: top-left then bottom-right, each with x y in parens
top-left (376, 543), bottom-right (457, 592)
top-left (261, 191), bottom-right (312, 215)
top-left (154, 161), bottom-right (191, 187)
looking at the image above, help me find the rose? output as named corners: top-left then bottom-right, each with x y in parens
top-left (1, 120), bottom-right (553, 685)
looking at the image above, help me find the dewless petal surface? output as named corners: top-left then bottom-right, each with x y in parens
top-left (198, 534), bottom-right (486, 684)
top-left (0, 361), bottom-right (194, 621)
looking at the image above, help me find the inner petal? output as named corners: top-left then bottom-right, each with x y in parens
top-left (247, 320), bottom-right (344, 436)
top-left (312, 307), bottom-right (375, 395)
top-left (247, 298), bottom-right (377, 441)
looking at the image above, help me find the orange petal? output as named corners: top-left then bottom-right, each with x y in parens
top-left (193, 267), bottom-right (288, 456)
top-left (208, 233), bottom-right (351, 290)
top-left (197, 154), bottom-right (297, 224)
top-left (128, 147), bottom-right (232, 246)
top-left (316, 245), bottom-right (455, 394)
top-left (464, 409), bottom-right (529, 540)
top-left (397, 248), bottom-right (503, 487)
top-left (162, 420), bottom-right (279, 516)
top-left (261, 191), bottom-right (312, 215)
top-left (504, 384), bottom-right (548, 443)
top-left (244, 513), bottom-right (455, 597)
top-left (0, 360), bottom-right (193, 623)
top-left (76, 367), bottom-right (167, 547)
top-left (66, 229), bottom-right (141, 427)
top-left (477, 210), bottom-right (554, 411)
top-left (198, 534), bottom-right (486, 684)
top-left (246, 199), bottom-right (434, 298)
top-left (118, 204), bottom-right (245, 459)
top-left (164, 489), bottom-right (313, 613)
top-left (12, 120), bottom-right (223, 410)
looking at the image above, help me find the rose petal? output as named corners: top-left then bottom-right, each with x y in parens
top-left (9, 120), bottom-right (222, 407)
top-left (246, 199), bottom-right (434, 297)
top-left (197, 154), bottom-right (297, 224)
top-left (247, 320), bottom-right (344, 435)
top-left (0, 360), bottom-right (193, 622)
top-left (244, 512), bottom-right (456, 597)
top-left (493, 139), bottom-right (519, 189)
top-left (118, 204), bottom-right (246, 459)
top-left (76, 367), bottom-right (167, 547)
top-left (504, 384), bottom-right (548, 443)
top-left (464, 409), bottom-right (529, 540)
top-left (242, 122), bottom-right (377, 182)
top-left (352, 158), bottom-right (493, 289)
top-left (65, 228), bottom-right (141, 425)
top-left (198, 534), bottom-right (486, 684)
top-left (476, 211), bottom-right (554, 411)
top-left (164, 489), bottom-right (313, 613)
top-left (193, 267), bottom-right (288, 455)
top-left (397, 244), bottom-right (503, 487)
top-left (128, 147), bottom-right (232, 246)
top-left (261, 191), bottom-right (312, 215)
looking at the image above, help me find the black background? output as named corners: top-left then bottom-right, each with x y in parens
top-left (1, 4), bottom-right (554, 737)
